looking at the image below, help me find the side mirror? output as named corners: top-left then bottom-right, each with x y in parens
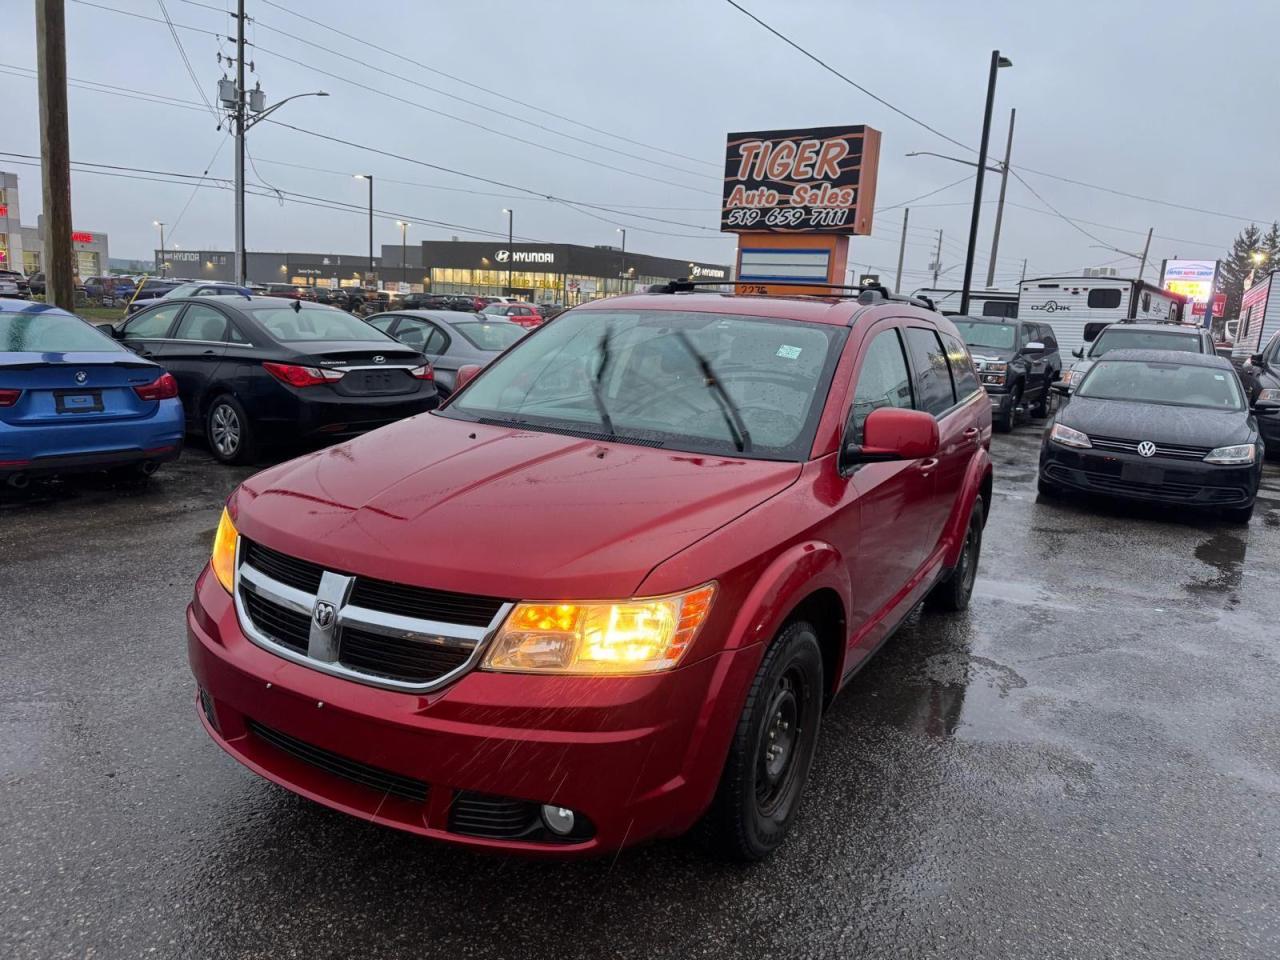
top-left (1253, 399), bottom-right (1280, 415)
top-left (1251, 352), bottom-right (1265, 367)
top-left (1023, 340), bottom-right (1045, 355)
top-left (455, 364), bottom-right (483, 392)
top-left (1072, 347), bottom-right (1084, 359)
top-left (1050, 381), bottom-right (1071, 396)
top-left (839, 407), bottom-right (940, 473)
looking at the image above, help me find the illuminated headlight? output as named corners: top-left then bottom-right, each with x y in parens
top-left (1259, 388), bottom-right (1280, 402)
top-left (211, 507), bottom-right (239, 592)
top-left (1204, 444), bottom-right (1256, 465)
top-left (982, 373), bottom-right (1006, 385)
top-left (1049, 423), bottom-right (1092, 448)
top-left (482, 584), bottom-right (716, 675)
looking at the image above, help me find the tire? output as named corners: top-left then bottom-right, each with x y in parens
top-left (206, 395), bottom-right (256, 465)
top-left (706, 621), bottom-right (824, 862)
top-left (1223, 502), bottom-right (1254, 524)
top-left (1031, 372), bottom-right (1055, 418)
top-left (996, 384), bottom-right (1022, 432)
top-left (924, 496), bottom-right (984, 613)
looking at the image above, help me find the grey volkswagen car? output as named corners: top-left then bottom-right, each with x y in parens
top-left (366, 310), bottom-right (527, 396)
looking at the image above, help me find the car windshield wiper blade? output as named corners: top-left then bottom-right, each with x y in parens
top-left (584, 326), bottom-right (616, 437)
top-left (673, 331), bottom-right (751, 453)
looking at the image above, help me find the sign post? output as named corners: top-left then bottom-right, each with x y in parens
top-left (721, 125), bottom-right (881, 295)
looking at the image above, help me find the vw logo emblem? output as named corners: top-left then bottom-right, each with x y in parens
top-left (312, 601), bottom-right (336, 629)
top-left (494, 249), bottom-right (511, 263)
top-left (75, 370), bottom-right (88, 384)
top-left (1137, 441), bottom-right (1157, 458)
top-left (372, 355), bottom-right (385, 364)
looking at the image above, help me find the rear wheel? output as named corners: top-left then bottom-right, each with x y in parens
top-left (706, 621), bottom-right (824, 861)
top-left (925, 496), bottom-right (984, 613)
top-left (206, 395), bottom-right (255, 465)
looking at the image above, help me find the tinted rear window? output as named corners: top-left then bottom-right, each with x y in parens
top-left (0, 310), bottom-right (123, 353)
top-left (248, 305), bottom-right (392, 342)
top-left (452, 321), bottom-right (526, 350)
top-left (1089, 329), bottom-right (1202, 357)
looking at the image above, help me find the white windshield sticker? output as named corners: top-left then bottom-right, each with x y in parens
top-left (1214, 374), bottom-right (1225, 380)
top-left (776, 345), bottom-right (802, 359)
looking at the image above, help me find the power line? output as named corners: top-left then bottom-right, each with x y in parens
top-left (248, 0), bottom-right (715, 169)
top-left (168, 134), bottom-right (231, 244)
top-left (721, 0), bottom-right (973, 154)
top-left (876, 174), bottom-right (974, 213)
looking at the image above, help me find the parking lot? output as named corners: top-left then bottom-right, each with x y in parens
top-left (3, 427), bottom-right (1279, 960)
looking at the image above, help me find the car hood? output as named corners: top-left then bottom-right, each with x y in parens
top-left (233, 414), bottom-right (802, 600)
top-left (1060, 396), bottom-right (1254, 447)
top-left (967, 346), bottom-right (1016, 363)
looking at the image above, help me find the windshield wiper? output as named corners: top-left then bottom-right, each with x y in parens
top-left (584, 326), bottom-right (616, 437)
top-left (673, 331), bottom-right (751, 453)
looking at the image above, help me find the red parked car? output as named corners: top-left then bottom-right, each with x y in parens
top-left (188, 286), bottom-right (992, 860)
top-left (481, 301), bottom-right (544, 329)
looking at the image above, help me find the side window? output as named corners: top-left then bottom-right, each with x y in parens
top-left (1088, 288), bottom-right (1122, 309)
top-left (123, 303), bottom-right (181, 339)
top-left (904, 326), bottom-right (957, 416)
top-left (849, 328), bottom-right (914, 442)
top-left (172, 304), bottom-right (229, 342)
top-left (1266, 333), bottom-right (1280, 364)
top-left (393, 318), bottom-right (431, 350)
top-left (940, 332), bottom-right (981, 400)
top-left (1039, 325), bottom-right (1058, 349)
top-left (367, 315), bottom-right (395, 332)
top-left (227, 321), bottom-right (250, 345)
top-left (424, 327), bottom-right (450, 355)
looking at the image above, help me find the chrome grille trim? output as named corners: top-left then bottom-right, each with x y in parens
top-left (1089, 435), bottom-right (1213, 460)
top-left (233, 538), bottom-right (513, 693)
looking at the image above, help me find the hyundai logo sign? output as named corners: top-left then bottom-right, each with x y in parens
top-left (494, 249), bottom-right (555, 265)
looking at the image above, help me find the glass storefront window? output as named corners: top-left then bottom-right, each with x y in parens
top-left (23, 250), bottom-right (40, 274)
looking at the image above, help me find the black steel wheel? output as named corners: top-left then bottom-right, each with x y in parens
top-left (925, 495), bottom-right (984, 613)
top-left (997, 384), bottom-right (1022, 432)
top-left (706, 620), bottom-right (824, 861)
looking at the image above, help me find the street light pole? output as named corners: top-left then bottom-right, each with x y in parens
top-left (617, 227), bottom-right (626, 292)
top-left (894, 208), bottom-right (909, 293)
top-left (960, 50), bottom-right (1012, 317)
top-left (154, 221), bottom-right (166, 277)
top-left (985, 107), bottom-right (1015, 289)
top-left (397, 220), bottom-right (409, 288)
top-left (502, 208), bottom-right (513, 293)
top-left (353, 175), bottom-right (373, 287)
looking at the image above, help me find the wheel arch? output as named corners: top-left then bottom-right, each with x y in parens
top-left (942, 450), bottom-right (994, 568)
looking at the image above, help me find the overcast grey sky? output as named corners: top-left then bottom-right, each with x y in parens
top-left (5, 0), bottom-right (1278, 285)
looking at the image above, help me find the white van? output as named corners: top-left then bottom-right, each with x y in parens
top-left (1017, 277), bottom-right (1185, 357)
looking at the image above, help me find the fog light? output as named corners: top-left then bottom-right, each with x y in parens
top-left (540, 804), bottom-right (576, 836)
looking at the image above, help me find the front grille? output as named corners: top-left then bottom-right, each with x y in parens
top-left (349, 577), bottom-right (505, 628)
top-left (248, 720), bottom-right (429, 803)
top-left (339, 626), bottom-right (472, 684)
top-left (1045, 463), bottom-right (1249, 505)
top-left (449, 791), bottom-right (541, 839)
top-left (242, 539), bottom-right (323, 592)
top-left (1089, 435), bottom-right (1214, 461)
top-left (242, 590), bottom-right (311, 652)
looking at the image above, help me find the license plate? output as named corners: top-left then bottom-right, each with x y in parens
top-left (1121, 461), bottom-right (1164, 485)
top-left (55, 391), bottom-right (103, 413)
top-left (357, 371), bottom-right (397, 391)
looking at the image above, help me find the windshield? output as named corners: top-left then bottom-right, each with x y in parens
top-left (445, 309), bottom-right (847, 460)
top-left (452, 321), bottom-right (526, 351)
top-left (1089, 328), bottom-right (1200, 357)
top-left (249, 305), bottom-right (393, 342)
top-left (953, 320), bottom-right (1016, 350)
top-left (1, 309), bottom-right (123, 353)
top-left (1076, 360), bottom-right (1243, 410)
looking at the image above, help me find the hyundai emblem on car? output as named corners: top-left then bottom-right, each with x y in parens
top-left (372, 355), bottom-right (385, 364)
top-left (312, 601), bottom-right (336, 629)
top-left (1137, 441), bottom-right (1157, 458)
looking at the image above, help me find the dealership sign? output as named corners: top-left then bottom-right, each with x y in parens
top-left (494, 248), bottom-right (555, 264)
top-left (690, 264), bottom-right (727, 279)
top-left (721, 125), bottom-right (881, 235)
top-left (1161, 259), bottom-right (1216, 302)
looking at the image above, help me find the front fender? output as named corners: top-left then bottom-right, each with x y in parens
top-left (720, 540), bottom-right (850, 655)
top-left (942, 447), bottom-right (993, 568)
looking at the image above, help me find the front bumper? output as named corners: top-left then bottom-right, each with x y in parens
top-left (1039, 442), bottom-right (1260, 507)
top-left (186, 567), bottom-right (757, 856)
top-left (1255, 406), bottom-right (1280, 450)
top-left (983, 386), bottom-right (1014, 413)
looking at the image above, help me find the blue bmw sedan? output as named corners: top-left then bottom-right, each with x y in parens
top-left (0, 300), bottom-right (184, 487)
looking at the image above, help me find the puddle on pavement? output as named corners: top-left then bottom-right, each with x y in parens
top-left (1183, 530), bottom-right (1247, 595)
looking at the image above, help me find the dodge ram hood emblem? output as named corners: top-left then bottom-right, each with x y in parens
top-left (312, 601), bottom-right (336, 629)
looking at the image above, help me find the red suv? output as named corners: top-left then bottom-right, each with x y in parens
top-left (188, 287), bottom-right (992, 860)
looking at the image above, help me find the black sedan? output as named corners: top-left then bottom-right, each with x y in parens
top-left (112, 296), bottom-right (438, 463)
top-left (366, 310), bottom-right (526, 396)
top-left (1039, 350), bottom-right (1263, 522)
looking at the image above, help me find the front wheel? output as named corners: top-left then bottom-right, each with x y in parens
top-left (206, 395), bottom-right (256, 465)
top-left (925, 495), bottom-right (984, 612)
top-left (996, 385), bottom-right (1022, 432)
top-left (1031, 372), bottom-right (1055, 417)
top-left (706, 621), bottom-right (824, 861)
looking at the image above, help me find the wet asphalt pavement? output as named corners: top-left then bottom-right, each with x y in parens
top-left (2, 427), bottom-right (1279, 960)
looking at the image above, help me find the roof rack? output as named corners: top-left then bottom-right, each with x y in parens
top-left (643, 277), bottom-right (937, 311)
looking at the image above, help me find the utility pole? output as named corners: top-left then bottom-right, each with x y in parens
top-left (617, 227), bottom-right (626, 292)
top-left (366, 176), bottom-right (373, 286)
top-left (154, 221), bottom-right (166, 277)
top-left (985, 107), bottom-right (1015, 289)
top-left (233, 0), bottom-right (247, 286)
top-left (1020, 258), bottom-right (1027, 283)
top-left (502, 208), bottom-right (513, 293)
top-left (894, 208), bottom-right (909, 293)
top-left (960, 50), bottom-right (1012, 316)
top-left (1136, 227), bottom-right (1153, 282)
top-left (932, 229), bottom-right (943, 287)
top-left (35, 0), bottom-right (74, 309)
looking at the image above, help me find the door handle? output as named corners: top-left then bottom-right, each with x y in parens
top-left (962, 427), bottom-right (979, 438)
top-left (917, 458), bottom-right (939, 475)
top-left (202, 349), bottom-right (218, 356)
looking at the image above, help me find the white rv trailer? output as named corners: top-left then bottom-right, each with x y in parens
top-left (1233, 270), bottom-right (1280, 361)
top-left (1016, 276), bottom-right (1186, 357)
top-left (911, 286), bottom-right (1018, 318)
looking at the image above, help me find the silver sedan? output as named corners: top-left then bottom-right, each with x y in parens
top-left (365, 310), bottom-right (528, 396)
